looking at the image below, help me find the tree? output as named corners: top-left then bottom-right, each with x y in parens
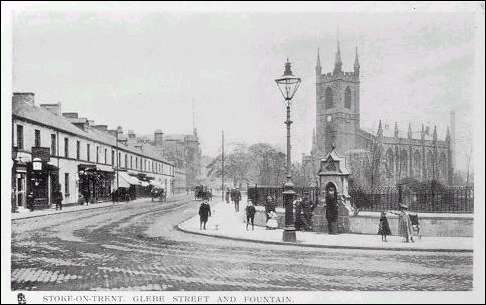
top-left (206, 143), bottom-right (251, 187)
top-left (206, 142), bottom-right (288, 187)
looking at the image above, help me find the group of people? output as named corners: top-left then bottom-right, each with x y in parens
top-left (377, 203), bottom-right (416, 243)
top-left (199, 184), bottom-right (418, 243)
top-left (225, 187), bottom-right (241, 212)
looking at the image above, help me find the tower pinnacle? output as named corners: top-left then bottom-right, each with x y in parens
top-left (354, 46), bottom-right (360, 76)
top-left (333, 38), bottom-right (343, 74)
top-left (316, 48), bottom-right (321, 75)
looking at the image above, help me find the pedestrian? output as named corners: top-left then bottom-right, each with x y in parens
top-left (325, 184), bottom-right (339, 234)
top-left (198, 198), bottom-right (211, 230)
top-left (151, 188), bottom-right (158, 202)
top-left (266, 211), bottom-right (278, 230)
top-left (225, 187), bottom-right (230, 204)
top-left (294, 197), bottom-right (304, 231)
top-left (302, 192), bottom-right (315, 231)
top-left (27, 191), bottom-right (34, 212)
top-left (377, 211), bottom-right (391, 242)
top-left (54, 184), bottom-right (63, 211)
top-left (264, 195), bottom-right (276, 221)
top-left (245, 200), bottom-right (256, 231)
top-left (233, 187), bottom-right (241, 213)
top-left (390, 204), bottom-right (414, 243)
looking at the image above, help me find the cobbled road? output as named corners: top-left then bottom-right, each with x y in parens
top-left (11, 197), bottom-right (473, 291)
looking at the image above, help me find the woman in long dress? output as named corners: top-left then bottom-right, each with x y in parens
top-left (266, 211), bottom-right (279, 230)
top-left (390, 203), bottom-right (414, 243)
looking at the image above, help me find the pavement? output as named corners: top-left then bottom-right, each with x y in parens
top-left (11, 196), bottom-right (473, 291)
top-left (11, 193), bottom-right (190, 220)
top-left (177, 199), bottom-right (473, 252)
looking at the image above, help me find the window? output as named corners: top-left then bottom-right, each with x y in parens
top-left (64, 137), bottom-right (69, 158)
top-left (87, 144), bottom-right (91, 161)
top-left (96, 146), bottom-right (99, 163)
top-left (325, 87), bottom-right (334, 108)
top-left (16, 125), bottom-right (24, 150)
top-left (76, 141), bottom-right (81, 160)
top-left (35, 129), bottom-right (41, 147)
top-left (111, 150), bottom-right (115, 166)
top-left (125, 154), bottom-right (128, 168)
top-left (118, 152), bottom-right (121, 167)
top-left (144, 159), bottom-right (147, 171)
top-left (136, 157), bottom-right (138, 169)
top-left (344, 87), bottom-right (352, 109)
top-left (130, 156), bottom-right (133, 169)
top-left (50, 134), bottom-right (56, 156)
top-left (104, 148), bottom-right (107, 164)
top-left (65, 173), bottom-right (70, 195)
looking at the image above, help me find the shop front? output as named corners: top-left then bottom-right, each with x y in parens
top-left (78, 164), bottom-right (114, 204)
top-left (127, 171), bottom-right (153, 198)
top-left (25, 147), bottom-right (59, 210)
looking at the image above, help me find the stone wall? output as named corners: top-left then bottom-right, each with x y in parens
top-left (254, 206), bottom-right (473, 237)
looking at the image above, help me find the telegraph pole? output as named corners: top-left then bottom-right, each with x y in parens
top-left (221, 130), bottom-right (224, 201)
top-left (116, 128), bottom-right (119, 203)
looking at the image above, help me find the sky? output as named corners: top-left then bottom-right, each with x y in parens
top-left (12, 8), bottom-right (479, 171)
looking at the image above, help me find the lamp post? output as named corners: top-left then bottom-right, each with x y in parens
top-left (275, 59), bottom-right (301, 242)
top-left (12, 146), bottom-right (18, 213)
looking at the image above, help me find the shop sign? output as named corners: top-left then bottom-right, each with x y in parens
top-left (31, 147), bottom-right (50, 162)
top-left (33, 158), bottom-right (42, 171)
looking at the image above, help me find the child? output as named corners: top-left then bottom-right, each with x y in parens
top-left (245, 200), bottom-right (256, 231)
top-left (266, 211), bottom-right (278, 230)
top-left (378, 211), bottom-right (391, 242)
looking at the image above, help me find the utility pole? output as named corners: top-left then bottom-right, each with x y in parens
top-left (221, 130), bottom-right (224, 201)
top-left (116, 129), bottom-right (119, 203)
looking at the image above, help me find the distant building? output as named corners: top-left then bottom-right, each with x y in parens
top-left (303, 41), bottom-right (455, 187)
top-left (135, 128), bottom-right (202, 190)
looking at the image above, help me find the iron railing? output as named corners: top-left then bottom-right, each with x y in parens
top-left (247, 184), bottom-right (319, 208)
top-left (349, 185), bottom-right (474, 213)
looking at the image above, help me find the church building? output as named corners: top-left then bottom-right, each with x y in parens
top-left (304, 40), bottom-right (455, 187)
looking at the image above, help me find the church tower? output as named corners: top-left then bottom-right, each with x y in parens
top-left (315, 40), bottom-right (361, 157)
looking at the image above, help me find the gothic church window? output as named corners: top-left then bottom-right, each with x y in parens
top-left (344, 87), bottom-right (352, 109)
top-left (386, 148), bottom-right (394, 177)
top-left (414, 151), bottom-right (421, 179)
top-left (439, 152), bottom-right (447, 179)
top-left (325, 87), bottom-right (334, 108)
top-left (427, 151), bottom-right (434, 179)
top-left (399, 150), bottom-right (408, 178)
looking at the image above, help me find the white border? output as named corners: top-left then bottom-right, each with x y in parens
top-left (2, 1), bottom-right (485, 304)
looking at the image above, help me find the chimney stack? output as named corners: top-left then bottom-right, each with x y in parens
top-left (40, 103), bottom-right (61, 116)
top-left (93, 125), bottom-right (108, 132)
top-left (13, 92), bottom-right (35, 106)
top-left (154, 129), bottom-right (164, 146)
top-left (62, 112), bottom-right (79, 119)
top-left (128, 130), bottom-right (136, 139)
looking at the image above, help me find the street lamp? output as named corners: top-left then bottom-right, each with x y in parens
top-left (275, 58), bottom-right (301, 242)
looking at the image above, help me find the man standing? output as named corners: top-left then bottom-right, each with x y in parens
top-left (54, 184), bottom-right (63, 211)
top-left (302, 191), bottom-right (315, 231)
top-left (325, 185), bottom-right (339, 234)
top-left (198, 198), bottom-right (211, 230)
top-left (225, 187), bottom-right (230, 204)
top-left (233, 187), bottom-right (241, 212)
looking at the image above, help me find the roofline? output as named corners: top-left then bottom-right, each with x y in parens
top-left (13, 114), bottom-right (174, 167)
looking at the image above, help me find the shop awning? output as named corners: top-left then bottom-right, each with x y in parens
top-left (96, 164), bottom-right (114, 172)
top-left (140, 181), bottom-right (150, 187)
top-left (118, 171), bottom-right (141, 187)
top-left (150, 180), bottom-right (165, 189)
